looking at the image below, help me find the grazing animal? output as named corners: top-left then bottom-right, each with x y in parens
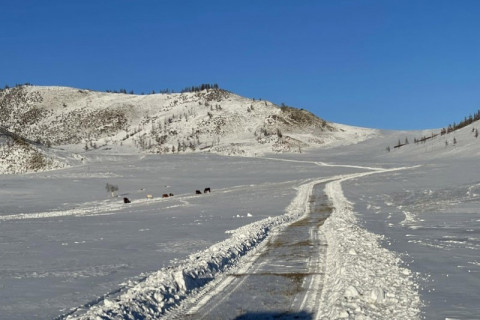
top-left (204, 187), bottom-right (211, 193)
top-left (162, 194), bottom-right (169, 198)
top-left (123, 197), bottom-right (131, 204)
top-left (146, 194), bottom-right (153, 199)
top-left (169, 193), bottom-right (174, 197)
top-left (196, 190), bottom-right (202, 195)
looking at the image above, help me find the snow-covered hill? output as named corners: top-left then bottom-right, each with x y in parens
top-left (0, 85), bottom-right (376, 163)
top-left (0, 129), bottom-right (69, 174)
top-left (384, 123), bottom-right (480, 161)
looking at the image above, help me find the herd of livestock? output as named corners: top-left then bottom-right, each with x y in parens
top-left (123, 187), bottom-right (211, 204)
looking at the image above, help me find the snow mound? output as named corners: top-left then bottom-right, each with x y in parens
top-left (318, 171), bottom-right (422, 319)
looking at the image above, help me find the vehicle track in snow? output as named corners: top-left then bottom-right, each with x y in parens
top-left (171, 183), bottom-right (332, 320)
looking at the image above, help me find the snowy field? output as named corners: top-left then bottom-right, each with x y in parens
top-left (0, 151), bottom-right (357, 319)
top-left (344, 161), bottom-right (480, 319)
top-left (1, 124), bottom-right (480, 319)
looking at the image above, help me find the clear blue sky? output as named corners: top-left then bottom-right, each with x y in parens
top-left (2, 1), bottom-right (480, 129)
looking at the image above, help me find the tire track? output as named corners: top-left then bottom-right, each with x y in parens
top-left (171, 183), bottom-right (332, 319)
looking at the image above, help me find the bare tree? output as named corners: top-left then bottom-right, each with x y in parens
top-left (105, 183), bottom-right (119, 197)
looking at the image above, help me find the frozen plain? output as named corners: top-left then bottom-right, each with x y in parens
top-left (1, 124), bottom-right (480, 319)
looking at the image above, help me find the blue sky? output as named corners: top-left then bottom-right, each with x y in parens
top-left (1, 1), bottom-right (480, 129)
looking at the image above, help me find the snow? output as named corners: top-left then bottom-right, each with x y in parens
top-left (64, 178), bottom-right (321, 319)
top-left (1, 86), bottom-right (480, 319)
top-left (318, 169), bottom-right (421, 319)
top-left (0, 149), bottom-right (426, 319)
top-left (343, 162), bottom-right (480, 319)
top-left (0, 152), bottom-right (355, 319)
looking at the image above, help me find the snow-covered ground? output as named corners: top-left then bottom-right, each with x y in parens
top-left (343, 161), bottom-right (480, 319)
top-left (0, 150), bottom-right (358, 319)
top-left (1, 118), bottom-right (480, 319)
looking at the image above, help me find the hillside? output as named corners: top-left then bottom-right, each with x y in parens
top-left (0, 85), bottom-right (377, 173)
top-left (382, 120), bottom-right (480, 161)
top-left (0, 128), bottom-right (70, 174)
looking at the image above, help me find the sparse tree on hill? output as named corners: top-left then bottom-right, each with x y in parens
top-left (277, 128), bottom-right (283, 138)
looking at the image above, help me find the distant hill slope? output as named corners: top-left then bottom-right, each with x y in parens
top-left (0, 85), bottom-right (377, 154)
top-left (384, 120), bottom-right (480, 161)
top-left (0, 85), bottom-right (378, 173)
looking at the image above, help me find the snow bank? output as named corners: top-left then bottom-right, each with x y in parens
top-left (318, 172), bottom-right (422, 319)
